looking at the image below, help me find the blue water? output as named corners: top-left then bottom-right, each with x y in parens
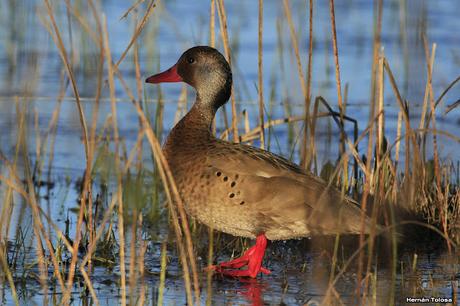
top-left (0, 0), bottom-right (459, 305)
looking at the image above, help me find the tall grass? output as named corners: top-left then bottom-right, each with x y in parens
top-left (0, 0), bottom-right (459, 305)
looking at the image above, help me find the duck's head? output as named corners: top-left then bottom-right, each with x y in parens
top-left (146, 46), bottom-right (232, 112)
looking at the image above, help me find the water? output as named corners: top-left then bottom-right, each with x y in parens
top-left (0, 0), bottom-right (459, 305)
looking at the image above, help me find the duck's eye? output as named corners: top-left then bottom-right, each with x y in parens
top-left (187, 57), bottom-right (195, 64)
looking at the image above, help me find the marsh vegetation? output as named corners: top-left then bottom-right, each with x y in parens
top-left (0, 0), bottom-right (459, 305)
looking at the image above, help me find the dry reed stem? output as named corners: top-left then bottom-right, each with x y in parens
top-left (0, 155), bottom-right (76, 255)
top-left (86, 0), bottom-right (105, 271)
top-left (323, 285), bottom-right (346, 306)
top-left (7, 1), bottom-right (456, 304)
top-left (233, 105), bottom-right (358, 144)
top-left (376, 52), bottom-right (385, 166)
top-left (134, 22), bottom-right (143, 102)
top-left (233, 115), bottom-right (303, 142)
top-left (129, 211), bottom-right (138, 305)
top-left (258, 0), bottom-right (265, 149)
top-left (424, 43), bottom-right (449, 249)
top-left (282, 0), bottom-right (313, 169)
top-left (363, 50), bottom-right (386, 303)
top-left (18, 120), bottom-right (67, 297)
top-left (383, 59), bottom-right (422, 165)
top-left (42, 2), bottom-right (95, 302)
top-left (33, 109), bottom-right (41, 174)
top-left (67, 2), bottom-right (188, 302)
top-left (0, 134), bottom-right (21, 305)
top-left (438, 75), bottom-right (460, 113)
top-left (358, 82), bottom-right (377, 305)
top-left (5, 144), bottom-right (182, 306)
top-left (208, 2), bottom-right (216, 291)
top-left (343, 109), bottom-right (385, 179)
top-left (80, 268), bottom-right (100, 306)
top-left (55, 3), bottom-right (170, 302)
top-left (79, 131), bottom-right (145, 302)
top-left (64, 0), bottom-right (99, 44)
top-left (1, 110), bottom-right (145, 306)
top-left (282, 0), bottom-right (307, 100)
top-left (43, 73), bottom-right (65, 193)
top-left (114, 0), bottom-right (156, 69)
top-left (157, 241), bottom-right (168, 306)
top-left (137, 217), bottom-right (147, 306)
top-left (210, 0), bottom-right (215, 47)
top-left (128, 213), bottom-right (139, 305)
top-left (205, 225), bottom-right (214, 306)
top-left (329, 0), bottom-right (348, 188)
top-left (114, 66), bottom-right (199, 302)
top-left (412, 128), bottom-right (459, 144)
top-left (218, 109), bottom-right (249, 140)
top-left (418, 46), bottom-right (431, 139)
top-left (80, 130), bottom-right (145, 267)
top-left (393, 110), bottom-right (403, 201)
top-left (209, 0), bottom-right (218, 139)
top-left (357, 8), bottom-right (383, 279)
top-left (131, 13), bottom-right (144, 304)
top-left (132, 104), bottom-right (196, 305)
top-left (43, 0), bottom-right (89, 160)
top-left (5, 102), bottom-right (65, 299)
top-left (0, 175), bottom-right (14, 242)
top-left (369, 0), bottom-right (383, 124)
top-left (444, 98), bottom-right (460, 115)
top-left (210, 0), bottom-right (216, 139)
top-left (304, 0), bottom-right (314, 169)
top-left (0, 100), bottom-right (28, 242)
top-left (383, 57), bottom-right (421, 192)
top-left (395, 111), bottom-right (403, 167)
top-left (174, 86), bottom-right (188, 124)
top-left (216, 0), bottom-right (238, 142)
top-left (120, 0), bottom-right (147, 20)
top-left (243, 110), bottom-right (252, 145)
top-left (328, 0), bottom-right (345, 158)
top-left (103, 15), bottom-right (127, 305)
top-left (207, 0), bottom-right (216, 274)
top-left (310, 98), bottom-right (320, 170)
top-left (0, 239), bottom-right (18, 306)
top-left (325, 221), bottom-right (456, 305)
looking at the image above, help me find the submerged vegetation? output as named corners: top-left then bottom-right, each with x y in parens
top-left (0, 0), bottom-right (459, 305)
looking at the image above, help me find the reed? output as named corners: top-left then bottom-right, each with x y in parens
top-left (216, 0), bottom-right (237, 142)
top-left (257, 0), bottom-right (265, 149)
top-left (0, 1), bottom-right (459, 305)
top-left (157, 240), bottom-right (167, 306)
top-left (102, 15), bottom-right (127, 305)
top-left (1, 101), bottom-right (67, 300)
top-left (42, 2), bottom-right (96, 303)
top-left (282, 0), bottom-right (308, 117)
top-left (304, 0), bottom-right (314, 170)
top-left (328, 0), bottom-right (345, 147)
top-left (207, 2), bottom-right (216, 299)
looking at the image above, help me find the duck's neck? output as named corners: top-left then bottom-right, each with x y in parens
top-left (181, 102), bottom-right (215, 135)
top-left (164, 95), bottom-right (220, 151)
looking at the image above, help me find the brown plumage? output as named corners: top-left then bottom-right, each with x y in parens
top-left (146, 46), bottom-right (375, 278)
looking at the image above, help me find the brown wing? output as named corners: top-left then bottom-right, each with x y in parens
top-left (205, 141), bottom-right (372, 240)
top-left (208, 140), bottom-right (307, 178)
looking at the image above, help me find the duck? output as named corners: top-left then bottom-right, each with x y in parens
top-left (145, 46), bottom-right (376, 278)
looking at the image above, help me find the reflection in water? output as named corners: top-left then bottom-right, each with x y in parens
top-left (238, 278), bottom-right (266, 306)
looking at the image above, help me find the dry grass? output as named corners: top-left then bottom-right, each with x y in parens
top-left (0, 1), bottom-right (459, 305)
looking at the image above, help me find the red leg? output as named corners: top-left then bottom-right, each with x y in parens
top-left (208, 234), bottom-right (271, 278)
top-left (214, 244), bottom-right (257, 269)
